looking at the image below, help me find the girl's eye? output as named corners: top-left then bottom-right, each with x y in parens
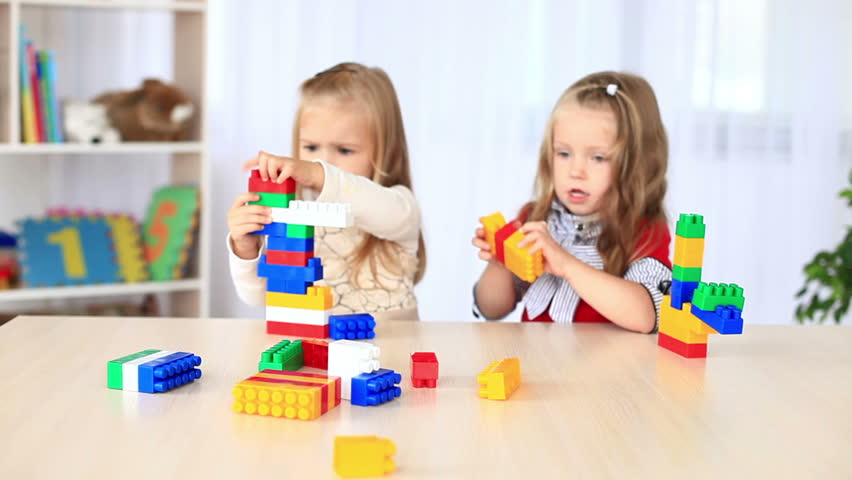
top-left (303, 145), bottom-right (318, 152)
top-left (593, 154), bottom-right (607, 162)
top-left (557, 151), bottom-right (570, 158)
top-left (339, 148), bottom-right (354, 155)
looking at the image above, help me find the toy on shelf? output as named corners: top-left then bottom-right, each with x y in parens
top-left (333, 436), bottom-right (396, 478)
top-left (658, 214), bottom-right (745, 359)
top-left (478, 357), bottom-right (521, 400)
top-left (107, 349), bottom-right (202, 393)
top-left (95, 78), bottom-right (195, 141)
top-left (410, 352), bottom-right (439, 388)
top-left (143, 186), bottom-right (199, 281)
top-left (0, 231), bottom-right (19, 290)
top-left (232, 369), bottom-right (341, 420)
top-left (480, 212), bottom-right (543, 282)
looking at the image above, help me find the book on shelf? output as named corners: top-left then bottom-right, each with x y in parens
top-left (19, 25), bottom-right (63, 144)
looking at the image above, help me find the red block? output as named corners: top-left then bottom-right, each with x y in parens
top-left (494, 222), bottom-right (518, 264)
top-left (302, 339), bottom-right (329, 369)
top-left (266, 321), bottom-right (329, 339)
top-left (249, 169), bottom-right (296, 194)
top-left (266, 249), bottom-right (314, 267)
top-left (411, 351), bottom-right (439, 388)
top-left (658, 332), bottom-right (708, 358)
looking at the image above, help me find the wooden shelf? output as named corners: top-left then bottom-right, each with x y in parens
top-left (0, 278), bottom-right (201, 302)
top-left (0, 142), bottom-right (203, 155)
top-left (17, 0), bottom-right (205, 12)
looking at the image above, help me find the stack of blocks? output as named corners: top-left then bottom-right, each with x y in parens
top-left (248, 170), bottom-right (354, 338)
top-left (480, 212), bottom-right (543, 282)
top-left (328, 340), bottom-right (402, 407)
top-left (658, 214), bottom-right (745, 358)
top-left (107, 349), bottom-right (202, 393)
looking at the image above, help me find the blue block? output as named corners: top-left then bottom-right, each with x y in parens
top-left (691, 304), bottom-right (744, 335)
top-left (265, 278), bottom-right (312, 294)
top-left (671, 279), bottom-right (699, 309)
top-left (258, 256), bottom-right (323, 282)
top-left (267, 236), bottom-right (314, 252)
top-left (330, 313), bottom-right (376, 340)
top-left (138, 352), bottom-right (203, 393)
top-left (351, 368), bottom-right (402, 406)
top-left (250, 221), bottom-right (287, 236)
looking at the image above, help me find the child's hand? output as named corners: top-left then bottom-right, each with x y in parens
top-left (227, 192), bottom-right (270, 259)
top-left (519, 221), bottom-right (575, 278)
top-left (242, 151), bottom-right (325, 190)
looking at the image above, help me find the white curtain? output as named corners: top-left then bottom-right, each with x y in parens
top-left (208, 0), bottom-right (852, 323)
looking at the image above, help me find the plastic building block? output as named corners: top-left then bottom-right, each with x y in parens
top-left (302, 339), bottom-right (329, 369)
top-left (411, 352), bottom-right (439, 388)
top-left (658, 332), bottom-right (707, 358)
top-left (672, 265), bottom-right (702, 283)
top-left (493, 222), bottom-right (518, 264)
top-left (266, 249), bottom-right (314, 267)
top-left (503, 229), bottom-right (544, 282)
top-left (351, 369), bottom-right (402, 406)
top-left (660, 302), bottom-right (710, 344)
top-left (142, 186), bottom-right (199, 281)
top-left (333, 436), bottom-right (396, 478)
top-left (287, 223), bottom-right (314, 238)
top-left (259, 339), bottom-right (305, 372)
top-left (480, 211), bottom-right (507, 255)
top-left (249, 191), bottom-right (295, 208)
top-left (691, 304), bottom-right (744, 335)
top-left (107, 349), bottom-right (202, 392)
top-left (232, 369), bottom-right (340, 420)
top-left (675, 213), bottom-right (706, 239)
top-left (673, 235), bottom-right (705, 268)
top-left (660, 296), bottom-right (717, 335)
top-left (670, 279), bottom-right (699, 310)
top-left (265, 278), bottom-right (312, 294)
top-left (105, 214), bottom-right (149, 283)
top-left (478, 357), bottom-right (521, 400)
top-left (266, 305), bottom-right (330, 325)
top-left (107, 349), bottom-right (159, 389)
top-left (267, 235), bottom-right (314, 252)
top-left (266, 320), bottom-right (330, 339)
top-left (266, 286), bottom-right (332, 310)
top-left (269, 201), bottom-right (354, 228)
top-left (691, 282), bottom-right (745, 311)
top-left (248, 169), bottom-right (296, 194)
top-left (328, 340), bottom-right (381, 400)
top-left (329, 313), bottom-right (376, 340)
top-left (258, 256), bottom-right (323, 282)
top-left (250, 221), bottom-right (288, 236)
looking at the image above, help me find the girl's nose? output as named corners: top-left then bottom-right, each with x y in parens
top-left (568, 158), bottom-right (586, 178)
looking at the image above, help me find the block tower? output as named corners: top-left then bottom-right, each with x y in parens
top-left (658, 214), bottom-right (745, 358)
top-left (248, 170), bottom-right (353, 338)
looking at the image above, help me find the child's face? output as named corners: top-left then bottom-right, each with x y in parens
top-left (298, 99), bottom-right (375, 179)
top-left (551, 101), bottom-right (616, 216)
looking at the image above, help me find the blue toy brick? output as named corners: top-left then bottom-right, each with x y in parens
top-left (690, 304), bottom-right (744, 335)
top-left (267, 236), bottom-right (314, 252)
top-left (265, 278), bottom-right (312, 294)
top-left (671, 279), bottom-right (699, 310)
top-left (329, 313), bottom-right (376, 340)
top-left (250, 221), bottom-right (288, 236)
top-left (258, 256), bottom-right (323, 283)
top-left (351, 369), bottom-right (402, 407)
top-left (137, 352), bottom-right (203, 393)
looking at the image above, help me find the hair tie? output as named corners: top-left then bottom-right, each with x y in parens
top-left (606, 84), bottom-right (618, 96)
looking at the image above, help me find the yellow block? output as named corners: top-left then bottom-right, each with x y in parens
top-left (266, 286), bottom-right (332, 310)
top-left (659, 296), bottom-right (717, 342)
top-left (503, 230), bottom-right (544, 282)
top-left (334, 436), bottom-right (396, 477)
top-left (673, 236), bottom-right (705, 268)
top-left (480, 212), bottom-right (507, 256)
top-left (478, 357), bottom-right (521, 400)
top-left (254, 370), bottom-right (338, 409)
top-left (232, 379), bottom-right (321, 420)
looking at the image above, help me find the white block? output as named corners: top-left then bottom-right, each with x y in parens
top-left (122, 350), bottom-right (173, 391)
top-left (270, 201), bottom-right (353, 228)
top-left (265, 306), bottom-right (330, 326)
top-left (328, 340), bottom-right (381, 400)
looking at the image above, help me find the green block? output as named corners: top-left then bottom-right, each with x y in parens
top-left (249, 192), bottom-right (294, 208)
top-left (286, 224), bottom-right (314, 239)
top-left (258, 339), bottom-right (304, 372)
top-left (107, 349), bottom-right (160, 389)
top-left (675, 213), bottom-right (706, 238)
top-left (673, 265), bottom-right (702, 282)
top-left (692, 282), bottom-right (745, 311)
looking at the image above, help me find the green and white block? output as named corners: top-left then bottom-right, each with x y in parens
top-left (107, 349), bottom-right (202, 393)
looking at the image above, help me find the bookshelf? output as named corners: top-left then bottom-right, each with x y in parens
top-left (0, 0), bottom-right (209, 317)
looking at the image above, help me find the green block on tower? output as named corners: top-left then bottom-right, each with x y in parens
top-left (675, 214), bottom-right (706, 239)
top-left (287, 224), bottom-right (314, 239)
top-left (258, 339), bottom-right (304, 372)
top-left (249, 192), bottom-right (295, 208)
top-left (673, 265), bottom-right (702, 282)
top-left (692, 282), bottom-right (745, 311)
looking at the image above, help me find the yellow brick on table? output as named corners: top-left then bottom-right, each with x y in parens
top-left (333, 435), bottom-right (396, 478)
top-left (478, 357), bottom-right (522, 400)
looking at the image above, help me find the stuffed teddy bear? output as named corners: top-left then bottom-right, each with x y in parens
top-left (63, 101), bottom-right (121, 144)
top-left (94, 79), bottom-right (195, 141)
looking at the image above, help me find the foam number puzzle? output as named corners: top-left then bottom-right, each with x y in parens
top-left (18, 214), bottom-right (119, 287)
top-left (480, 212), bottom-right (543, 282)
top-left (105, 214), bottom-right (149, 283)
top-left (143, 186), bottom-right (199, 281)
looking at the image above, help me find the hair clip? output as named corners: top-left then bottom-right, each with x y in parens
top-left (314, 67), bottom-right (358, 78)
top-left (606, 84), bottom-right (618, 96)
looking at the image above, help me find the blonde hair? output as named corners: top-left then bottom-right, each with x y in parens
top-left (529, 71), bottom-right (668, 276)
top-left (290, 62), bottom-right (427, 285)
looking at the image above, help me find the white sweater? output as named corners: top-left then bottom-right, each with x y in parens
top-left (228, 159), bottom-right (421, 320)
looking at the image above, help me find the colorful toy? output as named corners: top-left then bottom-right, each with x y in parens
top-left (142, 186), bottom-right (199, 281)
top-left (333, 436), bottom-right (396, 478)
top-left (328, 340), bottom-right (381, 400)
top-left (479, 212), bottom-right (543, 282)
top-left (658, 214), bottom-right (745, 358)
top-left (329, 313), bottom-right (376, 340)
top-left (107, 349), bottom-right (202, 393)
top-left (478, 357), bottom-right (521, 400)
top-left (350, 369), bottom-right (402, 407)
top-left (105, 214), bottom-right (149, 283)
top-left (410, 352), bottom-right (439, 388)
top-left (259, 339), bottom-right (304, 372)
top-left (232, 369), bottom-right (340, 420)
top-left (302, 339), bottom-right (330, 369)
